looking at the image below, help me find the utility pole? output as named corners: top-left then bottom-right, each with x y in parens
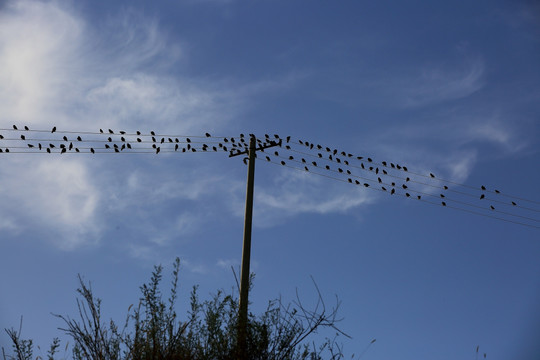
top-left (230, 135), bottom-right (280, 359)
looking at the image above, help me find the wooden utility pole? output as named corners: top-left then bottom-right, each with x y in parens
top-left (230, 135), bottom-right (280, 359)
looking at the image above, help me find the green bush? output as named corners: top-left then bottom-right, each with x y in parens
top-left (3, 258), bottom-right (350, 360)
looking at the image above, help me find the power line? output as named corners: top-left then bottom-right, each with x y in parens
top-left (1, 126), bottom-right (538, 228)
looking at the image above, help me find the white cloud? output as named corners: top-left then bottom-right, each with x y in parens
top-left (400, 57), bottom-right (485, 108)
top-left (253, 169), bottom-right (374, 227)
top-left (0, 157), bottom-right (100, 249)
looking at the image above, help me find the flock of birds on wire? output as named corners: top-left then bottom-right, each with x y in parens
top-left (1, 125), bottom-right (539, 229)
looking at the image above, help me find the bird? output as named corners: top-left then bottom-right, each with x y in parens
top-left (24, 126), bottom-right (29, 131)
top-left (46, 148), bottom-right (51, 153)
top-left (137, 138), bottom-right (142, 142)
top-left (441, 201), bottom-right (446, 206)
top-left (206, 132), bottom-right (211, 137)
top-left (403, 166), bottom-right (408, 171)
top-left (108, 129), bottom-right (114, 134)
top-left (338, 168), bottom-right (343, 173)
top-left (63, 136), bottom-right (68, 141)
top-left (346, 170), bottom-right (351, 175)
top-left (481, 185), bottom-right (486, 190)
top-left (266, 156), bottom-right (270, 161)
top-left (430, 173), bottom-right (435, 178)
top-left (406, 193), bottom-right (410, 197)
top-left (186, 138), bottom-right (191, 143)
top-left (156, 147), bottom-right (160, 154)
top-left (511, 201), bottom-right (517, 206)
top-left (378, 177), bottom-right (382, 183)
top-left (77, 136), bottom-right (82, 141)
top-left (363, 183), bottom-right (369, 187)
top-left (12, 125), bottom-right (17, 130)
top-left (490, 205), bottom-right (495, 210)
top-left (61, 147), bottom-right (66, 154)
top-left (443, 185), bottom-right (448, 190)
top-left (20, 135), bottom-right (25, 140)
top-left (108, 137), bottom-right (112, 142)
top-left (52, 126), bottom-right (57, 133)
top-left (495, 190), bottom-right (500, 194)
top-left (90, 148), bottom-right (95, 154)
top-left (100, 129), bottom-right (104, 133)
top-left (402, 184), bottom-right (408, 189)
top-left (382, 169), bottom-right (387, 175)
top-left (150, 131), bottom-right (156, 136)
top-left (381, 186), bottom-right (387, 191)
top-left (152, 136), bottom-right (156, 142)
top-left (119, 131), bottom-right (126, 135)
top-left (27, 144), bottom-right (34, 148)
top-left (121, 137), bottom-right (126, 142)
top-left (38, 143), bottom-right (42, 150)
top-left (417, 195), bottom-right (421, 200)
top-left (391, 189), bottom-right (395, 195)
top-left (348, 178), bottom-right (352, 183)
top-left (325, 165), bottom-right (330, 170)
top-left (440, 194), bottom-right (445, 198)
top-left (136, 131), bottom-right (141, 135)
top-left (105, 144), bottom-right (110, 149)
top-left (480, 194), bottom-right (485, 199)
top-left (175, 144), bottom-right (179, 151)
top-left (127, 143), bottom-right (132, 149)
top-left (280, 161), bottom-right (286, 165)
top-left (367, 157), bottom-right (372, 162)
top-left (382, 161), bottom-right (387, 166)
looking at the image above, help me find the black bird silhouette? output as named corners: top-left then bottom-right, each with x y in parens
top-left (402, 184), bottom-right (408, 189)
top-left (150, 131), bottom-right (156, 136)
top-left (382, 186), bottom-right (387, 191)
top-left (105, 144), bottom-right (110, 149)
top-left (495, 190), bottom-right (500, 194)
top-left (24, 126), bottom-right (29, 131)
top-left (63, 136), bottom-right (68, 141)
top-left (266, 156), bottom-right (270, 161)
top-left (114, 148), bottom-right (119, 153)
top-left (304, 166), bottom-right (309, 171)
top-left (0, 135), bottom-right (3, 139)
top-left (156, 147), bottom-right (160, 154)
top-left (338, 168), bottom-right (343, 173)
top-left (119, 131), bottom-right (126, 135)
top-left (205, 133), bottom-right (211, 137)
top-left (403, 166), bottom-right (408, 171)
top-left (406, 177), bottom-right (410, 182)
top-left (382, 161), bottom-right (387, 166)
top-left (440, 194), bottom-right (445, 198)
top-left (175, 144), bottom-right (179, 151)
top-left (49, 143), bottom-right (55, 148)
top-left (38, 143), bottom-right (42, 150)
top-left (127, 143), bottom-right (132, 149)
top-left (367, 158), bottom-right (372, 162)
top-left (161, 138), bottom-right (165, 144)
top-left (280, 161), bottom-right (286, 165)
top-left (481, 185), bottom-right (486, 190)
top-left (46, 148), bottom-right (51, 153)
top-left (69, 143), bottom-right (73, 150)
top-left (107, 137), bottom-right (112, 142)
top-left (108, 129), bottom-right (114, 134)
top-left (441, 201), bottom-right (446, 206)
top-left (137, 138), bottom-right (142, 142)
top-left (490, 205), bottom-right (495, 210)
top-left (406, 193), bottom-right (410, 197)
top-left (325, 165), bottom-right (330, 170)
top-left (152, 136), bottom-right (156, 142)
top-left (480, 194), bottom-right (485, 199)
top-left (378, 177), bottom-right (382, 183)
top-left (443, 185), bottom-right (448, 190)
top-left (51, 126), bottom-right (56, 133)
top-left (511, 201), bottom-right (517, 206)
top-left (121, 137), bottom-right (126, 142)
top-left (396, 164), bottom-right (401, 170)
top-left (382, 169), bottom-right (387, 175)
top-left (430, 173), bottom-right (435, 178)
top-left (20, 135), bottom-right (25, 140)
top-left (417, 195), bottom-right (421, 200)
top-left (77, 136), bottom-right (82, 141)
top-left (90, 148), bottom-right (95, 154)
top-left (152, 144), bottom-right (157, 149)
top-left (348, 178), bottom-right (352, 183)
top-left (61, 148), bottom-right (66, 154)
top-left (312, 161), bottom-right (317, 166)
top-left (186, 138), bottom-right (191, 143)
top-left (100, 129), bottom-right (104, 133)
top-left (27, 144), bottom-right (34, 148)
top-left (363, 183), bottom-right (369, 187)
top-left (137, 131), bottom-right (141, 135)
top-left (346, 170), bottom-right (351, 175)
top-left (391, 188), bottom-right (395, 195)
top-left (13, 125), bottom-right (17, 130)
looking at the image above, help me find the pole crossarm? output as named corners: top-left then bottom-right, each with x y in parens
top-left (229, 139), bottom-right (281, 157)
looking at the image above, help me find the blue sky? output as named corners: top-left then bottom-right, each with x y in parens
top-left (1, 0), bottom-right (539, 359)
